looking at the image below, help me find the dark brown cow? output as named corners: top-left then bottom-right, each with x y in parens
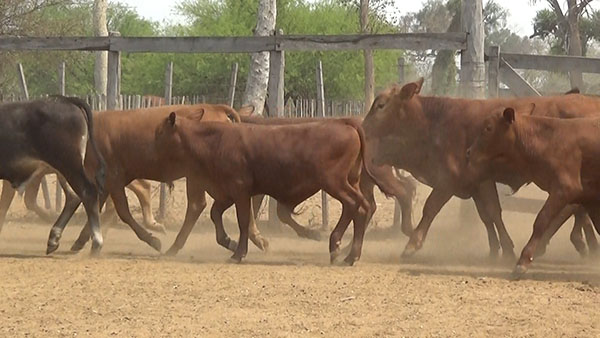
top-left (238, 114), bottom-right (416, 240)
top-left (47, 104), bottom-right (240, 254)
top-left (0, 96), bottom-right (105, 253)
top-left (466, 108), bottom-right (600, 276)
top-left (362, 79), bottom-right (600, 259)
top-left (156, 114), bottom-right (389, 264)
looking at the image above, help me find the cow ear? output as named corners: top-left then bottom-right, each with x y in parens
top-left (399, 82), bottom-right (420, 100)
top-left (238, 105), bottom-right (255, 116)
top-left (188, 108), bottom-right (205, 121)
top-left (503, 108), bottom-right (515, 124)
top-left (526, 103), bottom-right (536, 115)
top-left (168, 112), bottom-right (177, 126)
top-left (414, 77), bottom-right (424, 94)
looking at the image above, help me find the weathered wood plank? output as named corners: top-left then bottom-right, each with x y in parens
top-left (487, 46), bottom-right (500, 98)
top-left (0, 33), bottom-right (466, 53)
top-left (500, 52), bottom-right (600, 74)
top-left (0, 36), bottom-right (109, 51)
top-left (499, 58), bottom-right (541, 97)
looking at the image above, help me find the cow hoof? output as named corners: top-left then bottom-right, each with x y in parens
top-left (146, 222), bottom-right (167, 234)
top-left (70, 240), bottom-right (86, 252)
top-left (229, 254), bottom-right (244, 263)
top-left (343, 256), bottom-right (357, 266)
top-left (164, 246), bottom-right (179, 257)
top-left (251, 236), bottom-right (270, 252)
top-left (227, 240), bottom-right (238, 252)
top-left (510, 265), bottom-right (528, 280)
top-left (90, 245), bottom-right (102, 256)
top-left (401, 246), bottom-right (417, 258)
top-left (46, 241), bottom-right (59, 255)
top-left (148, 236), bottom-right (162, 252)
top-left (329, 250), bottom-right (341, 264)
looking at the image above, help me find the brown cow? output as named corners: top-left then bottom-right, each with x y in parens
top-left (47, 104), bottom-right (241, 254)
top-left (238, 114), bottom-right (416, 239)
top-left (362, 79), bottom-right (600, 259)
top-left (466, 107), bottom-right (600, 276)
top-left (156, 114), bottom-right (389, 264)
top-left (0, 96), bottom-right (105, 253)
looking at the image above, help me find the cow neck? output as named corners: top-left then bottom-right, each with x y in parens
top-left (511, 116), bottom-right (556, 183)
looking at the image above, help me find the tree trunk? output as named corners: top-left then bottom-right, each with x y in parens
top-left (242, 0), bottom-right (276, 116)
top-left (566, 0), bottom-right (584, 90)
top-left (360, 0), bottom-right (374, 107)
top-left (93, 0), bottom-right (108, 95)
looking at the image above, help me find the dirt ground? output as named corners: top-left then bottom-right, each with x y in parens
top-left (0, 180), bottom-right (599, 337)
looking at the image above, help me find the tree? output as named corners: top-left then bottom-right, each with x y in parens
top-left (93, 0), bottom-right (108, 95)
top-left (530, 0), bottom-right (595, 89)
top-left (242, 0), bottom-right (276, 116)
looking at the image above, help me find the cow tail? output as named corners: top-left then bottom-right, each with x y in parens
top-left (66, 96), bottom-right (106, 195)
top-left (346, 119), bottom-right (395, 198)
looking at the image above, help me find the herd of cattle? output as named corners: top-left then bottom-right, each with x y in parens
top-left (1, 78), bottom-right (600, 278)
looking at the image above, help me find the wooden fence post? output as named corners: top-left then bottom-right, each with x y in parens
top-left (267, 29), bottom-right (285, 227)
top-left (55, 61), bottom-right (66, 212)
top-left (106, 31), bottom-right (121, 110)
top-left (17, 63), bottom-right (52, 210)
top-left (397, 57), bottom-right (405, 84)
top-left (158, 61), bottom-right (173, 221)
top-left (487, 46), bottom-right (500, 98)
top-left (316, 60), bottom-right (329, 231)
top-left (228, 62), bottom-right (238, 107)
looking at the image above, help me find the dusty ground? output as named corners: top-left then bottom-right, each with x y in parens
top-left (0, 180), bottom-right (599, 337)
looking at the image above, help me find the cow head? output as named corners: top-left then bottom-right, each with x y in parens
top-left (362, 78), bottom-right (425, 167)
top-left (466, 104), bottom-right (534, 180)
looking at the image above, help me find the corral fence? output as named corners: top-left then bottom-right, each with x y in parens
top-left (0, 32), bottom-right (470, 230)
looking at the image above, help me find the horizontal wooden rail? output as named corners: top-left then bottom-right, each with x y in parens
top-left (493, 52), bottom-right (600, 74)
top-left (0, 33), bottom-right (466, 53)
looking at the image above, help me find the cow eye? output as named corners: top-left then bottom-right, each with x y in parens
top-left (485, 125), bottom-right (492, 132)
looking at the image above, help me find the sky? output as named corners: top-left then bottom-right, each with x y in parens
top-left (112, 0), bottom-right (591, 37)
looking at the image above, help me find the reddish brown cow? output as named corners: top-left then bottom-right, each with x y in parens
top-left (362, 79), bottom-right (600, 259)
top-left (47, 104), bottom-right (241, 254)
top-left (156, 114), bottom-right (389, 264)
top-left (239, 114), bottom-right (416, 239)
top-left (0, 96), bottom-right (105, 253)
top-left (466, 108), bottom-right (600, 276)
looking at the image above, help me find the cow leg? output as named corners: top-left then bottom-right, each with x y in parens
top-left (210, 199), bottom-right (237, 252)
top-left (344, 183), bottom-right (372, 266)
top-left (581, 213), bottom-right (598, 256)
top-left (477, 182), bottom-right (516, 259)
top-left (248, 196), bottom-right (269, 251)
top-left (472, 193), bottom-right (500, 259)
top-left (402, 188), bottom-right (453, 257)
top-left (47, 170), bottom-right (102, 255)
top-left (109, 187), bottom-right (161, 252)
top-left (571, 208), bottom-right (589, 257)
top-left (394, 171), bottom-right (416, 236)
top-left (276, 203), bottom-right (321, 241)
top-left (231, 197), bottom-right (252, 263)
top-left (514, 194), bottom-right (567, 277)
top-left (127, 180), bottom-right (165, 234)
top-left (24, 173), bottom-right (56, 223)
top-left (327, 181), bottom-right (366, 264)
top-left (534, 205), bottom-right (577, 257)
top-left (0, 181), bottom-right (16, 232)
top-left (164, 182), bottom-right (207, 256)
